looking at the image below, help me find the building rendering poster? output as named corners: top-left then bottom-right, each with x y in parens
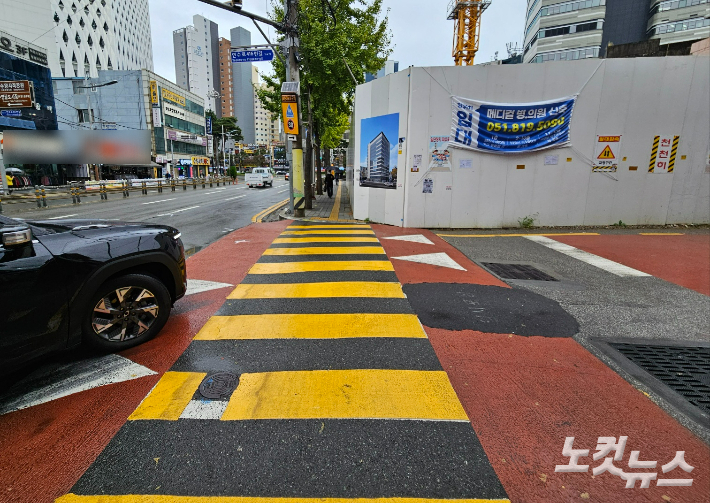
top-left (360, 113), bottom-right (399, 189)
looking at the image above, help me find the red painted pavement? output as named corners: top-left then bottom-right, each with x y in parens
top-left (0, 220), bottom-right (289, 503)
top-left (552, 233), bottom-right (710, 296)
top-left (427, 328), bottom-right (710, 503)
top-left (372, 224), bottom-right (508, 287)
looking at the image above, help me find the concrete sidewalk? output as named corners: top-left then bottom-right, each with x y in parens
top-left (302, 181), bottom-right (355, 221)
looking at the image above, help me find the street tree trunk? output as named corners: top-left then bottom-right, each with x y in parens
top-left (323, 148), bottom-right (331, 178)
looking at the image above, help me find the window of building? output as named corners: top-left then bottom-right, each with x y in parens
top-left (649, 16), bottom-right (710, 35)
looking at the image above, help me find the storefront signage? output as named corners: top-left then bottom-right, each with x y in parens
top-left (191, 156), bottom-right (210, 165)
top-left (0, 80), bottom-right (33, 109)
top-left (161, 88), bottom-right (186, 107)
top-left (450, 95), bottom-right (576, 153)
top-left (0, 30), bottom-right (48, 67)
top-left (164, 102), bottom-right (186, 120)
top-left (206, 117), bottom-right (212, 135)
top-left (166, 128), bottom-right (206, 146)
top-left (150, 81), bottom-right (159, 104)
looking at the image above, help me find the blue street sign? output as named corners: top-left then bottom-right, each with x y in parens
top-left (230, 49), bottom-right (274, 63)
top-left (1, 110), bottom-right (21, 117)
top-left (206, 117), bottom-right (212, 135)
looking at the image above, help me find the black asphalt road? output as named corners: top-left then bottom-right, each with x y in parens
top-left (3, 177), bottom-right (291, 253)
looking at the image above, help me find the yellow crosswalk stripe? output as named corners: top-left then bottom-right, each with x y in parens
top-left (282, 230), bottom-right (375, 235)
top-left (263, 246), bottom-right (385, 255)
top-left (128, 372), bottom-right (205, 421)
top-left (228, 282), bottom-right (405, 299)
top-left (287, 225), bottom-right (371, 229)
top-left (221, 369), bottom-right (468, 421)
top-left (273, 237), bottom-right (380, 243)
top-left (57, 495), bottom-right (511, 503)
top-left (248, 261), bottom-right (394, 274)
top-left (194, 314), bottom-right (426, 340)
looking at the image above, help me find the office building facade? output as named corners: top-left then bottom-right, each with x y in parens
top-left (218, 37), bottom-right (235, 117)
top-left (365, 60), bottom-right (399, 82)
top-left (230, 27), bottom-right (255, 144)
top-left (367, 132), bottom-right (390, 182)
top-left (0, 0), bottom-right (154, 79)
top-left (173, 15), bottom-right (220, 114)
top-left (523, 0), bottom-right (709, 63)
top-left (253, 67), bottom-right (281, 146)
top-left (53, 69), bottom-right (207, 178)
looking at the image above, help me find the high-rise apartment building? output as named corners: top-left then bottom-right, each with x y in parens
top-left (230, 26), bottom-right (255, 144)
top-left (218, 37), bottom-right (234, 117)
top-left (523, 0), bottom-right (709, 63)
top-left (173, 15), bottom-right (220, 114)
top-left (0, 0), bottom-right (154, 78)
top-left (253, 67), bottom-right (281, 146)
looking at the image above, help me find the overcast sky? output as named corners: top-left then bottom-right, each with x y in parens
top-left (149, 0), bottom-right (527, 83)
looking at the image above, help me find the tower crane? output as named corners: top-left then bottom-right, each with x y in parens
top-left (447, 0), bottom-right (491, 66)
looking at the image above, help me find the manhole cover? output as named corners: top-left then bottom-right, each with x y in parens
top-left (199, 372), bottom-right (239, 400)
top-left (481, 262), bottom-right (558, 281)
top-left (609, 343), bottom-right (710, 415)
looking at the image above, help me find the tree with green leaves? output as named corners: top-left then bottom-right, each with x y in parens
top-left (256, 0), bottom-right (391, 201)
top-left (206, 110), bottom-right (244, 169)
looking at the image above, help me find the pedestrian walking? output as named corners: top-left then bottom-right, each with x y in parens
top-left (333, 169), bottom-right (339, 185)
top-left (325, 171), bottom-right (334, 198)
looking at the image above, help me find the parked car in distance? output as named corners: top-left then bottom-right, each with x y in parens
top-left (245, 167), bottom-right (274, 188)
top-left (0, 215), bottom-right (187, 374)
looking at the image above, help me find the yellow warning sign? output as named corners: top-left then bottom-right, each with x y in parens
top-left (281, 94), bottom-right (299, 135)
top-left (597, 145), bottom-right (615, 160)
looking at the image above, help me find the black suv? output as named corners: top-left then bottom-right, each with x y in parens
top-left (0, 215), bottom-right (187, 373)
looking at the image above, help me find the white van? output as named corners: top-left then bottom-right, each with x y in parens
top-left (245, 167), bottom-right (274, 188)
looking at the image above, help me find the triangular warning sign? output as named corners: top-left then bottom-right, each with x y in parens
top-left (286, 105), bottom-right (294, 118)
top-left (597, 145), bottom-right (615, 160)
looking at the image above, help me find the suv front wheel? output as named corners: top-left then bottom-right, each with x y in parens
top-left (82, 273), bottom-right (172, 350)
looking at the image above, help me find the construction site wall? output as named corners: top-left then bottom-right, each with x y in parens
top-left (352, 57), bottom-right (710, 227)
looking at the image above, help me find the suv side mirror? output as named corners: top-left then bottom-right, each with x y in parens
top-left (1, 226), bottom-right (32, 247)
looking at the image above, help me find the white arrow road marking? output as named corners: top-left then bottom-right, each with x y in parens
top-left (184, 279), bottom-right (234, 296)
top-left (524, 235), bottom-right (651, 277)
top-left (0, 354), bottom-right (156, 416)
top-left (156, 205), bottom-right (200, 217)
top-left (234, 240), bottom-right (250, 244)
top-left (382, 234), bottom-right (435, 245)
top-left (392, 252), bottom-right (467, 271)
top-left (142, 198), bottom-right (176, 205)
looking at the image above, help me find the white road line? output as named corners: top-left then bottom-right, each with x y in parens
top-left (180, 399), bottom-right (229, 420)
top-left (524, 235), bottom-right (651, 277)
top-left (223, 195), bottom-right (246, 201)
top-left (155, 205), bottom-right (200, 217)
top-left (276, 189), bottom-right (289, 193)
top-left (142, 198), bottom-right (176, 205)
top-left (46, 214), bottom-right (78, 220)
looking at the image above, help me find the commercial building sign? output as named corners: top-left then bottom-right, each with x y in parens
top-left (162, 88), bottom-right (186, 107)
top-left (191, 156), bottom-right (210, 165)
top-left (166, 128), bottom-right (207, 146)
top-left (0, 30), bottom-right (48, 67)
top-left (0, 80), bottom-right (33, 109)
top-left (164, 102), bottom-right (186, 120)
top-left (150, 81), bottom-right (159, 104)
top-left (152, 107), bottom-right (162, 128)
top-left (450, 95), bottom-right (576, 153)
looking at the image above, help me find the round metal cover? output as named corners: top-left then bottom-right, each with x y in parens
top-left (199, 372), bottom-right (239, 399)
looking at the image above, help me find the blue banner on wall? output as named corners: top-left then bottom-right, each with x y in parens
top-left (206, 117), bottom-right (212, 135)
top-left (450, 95), bottom-right (576, 153)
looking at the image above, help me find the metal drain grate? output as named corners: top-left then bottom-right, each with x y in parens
top-left (610, 343), bottom-right (710, 415)
top-left (481, 262), bottom-right (558, 281)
